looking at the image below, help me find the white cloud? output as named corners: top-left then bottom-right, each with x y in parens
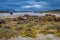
top-left (21, 1), bottom-right (49, 8)
top-left (27, 1), bottom-right (48, 4)
top-left (32, 4), bottom-right (42, 8)
top-left (22, 5), bottom-right (32, 8)
top-left (22, 4), bottom-right (42, 8)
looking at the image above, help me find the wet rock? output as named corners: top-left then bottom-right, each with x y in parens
top-left (40, 14), bottom-right (57, 21)
top-left (17, 16), bottom-right (27, 21)
top-left (16, 27), bottom-right (23, 31)
top-left (55, 17), bottom-right (60, 21)
top-left (0, 20), bottom-right (5, 24)
top-left (10, 12), bottom-right (13, 15)
top-left (3, 26), bottom-right (11, 29)
top-left (45, 14), bottom-right (55, 17)
top-left (24, 14), bottom-right (30, 17)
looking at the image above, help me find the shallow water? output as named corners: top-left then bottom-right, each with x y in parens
top-left (0, 12), bottom-right (60, 18)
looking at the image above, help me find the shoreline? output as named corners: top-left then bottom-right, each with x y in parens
top-left (0, 13), bottom-right (60, 40)
top-left (0, 13), bottom-right (60, 19)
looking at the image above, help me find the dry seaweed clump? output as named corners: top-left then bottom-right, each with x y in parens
top-left (0, 14), bottom-right (60, 39)
top-left (19, 27), bottom-right (37, 38)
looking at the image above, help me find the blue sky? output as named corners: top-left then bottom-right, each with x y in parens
top-left (0, 0), bottom-right (60, 12)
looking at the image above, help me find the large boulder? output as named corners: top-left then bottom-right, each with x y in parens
top-left (24, 14), bottom-right (30, 17)
top-left (17, 16), bottom-right (27, 21)
top-left (41, 14), bottom-right (57, 21)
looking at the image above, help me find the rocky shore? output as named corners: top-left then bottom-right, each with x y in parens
top-left (0, 14), bottom-right (60, 40)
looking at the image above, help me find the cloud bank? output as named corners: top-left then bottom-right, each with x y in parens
top-left (0, 0), bottom-right (60, 11)
top-left (21, 1), bottom-right (49, 8)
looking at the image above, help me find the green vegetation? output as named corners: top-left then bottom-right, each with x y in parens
top-left (0, 14), bottom-right (60, 40)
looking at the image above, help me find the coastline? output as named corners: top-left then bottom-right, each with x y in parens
top-left (0, 13), bottom-right (60, 40)
top-left (0, 12), bottom-right (60, 19)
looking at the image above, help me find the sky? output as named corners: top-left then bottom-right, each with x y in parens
top-left (0, 0), bottom-right (60, 12)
